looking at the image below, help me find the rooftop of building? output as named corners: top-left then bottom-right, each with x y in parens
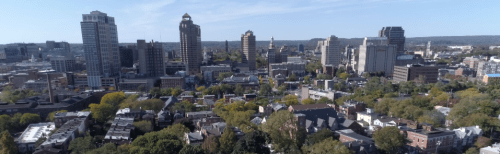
top-left (41, 118), bottom-right (86, 146)
top-left (54, 111), bottom-right (91, 118)
top-left (290, 104), bottom-right (331, 111)
top-left (486, 74), bottom-right (500, 77)
top-left (337, 129), bottom-right (374, 143)
top-left (16, 122), bottom-right (56, 144)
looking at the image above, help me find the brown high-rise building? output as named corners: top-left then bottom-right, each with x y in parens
top-left (241, 30), bottom-right (256, 71)
top-left (138, 40), bottom-right (165, 77)
top-left (179, 13), bottom-right (202, 75)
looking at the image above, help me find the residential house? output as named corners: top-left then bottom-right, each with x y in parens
top-left (453, 126), bottom-right (482, 153)
top-left (357, 108), bottom-right (379, 125)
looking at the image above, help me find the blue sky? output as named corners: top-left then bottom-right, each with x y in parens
top-left (1, 0), bottom-right (499, 44)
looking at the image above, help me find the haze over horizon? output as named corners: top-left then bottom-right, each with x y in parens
top-left (1, 0), bottom-right (499, 44)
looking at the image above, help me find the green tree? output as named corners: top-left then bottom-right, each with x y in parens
top-left (304, 129), bottom-right (335, 146)
top-left (0, 115), bottom-right (11, 132)
top-left (303, 76), bottom-right (311, 84)
top-left (196, 86), bottom-right (206, 92)
top-left (283, 94), bottom-right (299, 106)
top-left (373, 127), bottom-right (408, 154)
top-left (68, 135), bottom-right (96, 154)
top-left (0, 131), bottom-right (17, 154)
top-left (202, 135), bottom-right (219, 154)
top-left (316, 74), bottom-right (332, 80)
top-left (475, 136), bottom-right (491, 148)
top-left (278, 84), bottom-right (287, 95)
top-left (302, 138), bottom-right (353, 154)
top-left (219, 127), bottom-right (237, 154)
top-left (162, 123), bottom-right (191, 141)
top-left (232, 130), bottom-right (270, 154)
top-left (130, 131), bottom-right (183, 154)
top-left (171, 87), bottom-right (182, 97)
top-left (268, 78), bottom-right (275, 88)
top-left (100, 92), bottom-right (126, 107)
top-left (171, 100), bottom-right (196, 112)
top-left (262, 110), bottom-right (306, 153)
top-left (179, 145), bottom-right (204, 154)
top-left (287, 74), bottom-right (297, 81)
top-left (338, 73), bottom-right (350, 80)
top-left (301, 98), bottom-right (315, 105)
top-left (120, 99), bottom-right (164, 112)
top-left (133, 121), bottom-right (153, 135)
top-left (217, 72), bottom-right (234, 81)
top-left (317, 97), bottom-right (333, 104)
top-left (234, 84), bottom-right (244, 96)
top-left (89, 103), bottom-right (115, 123)
top-left (464, 147), bottom-right (478, 154)
top-left (259, 83), bottom-right (272, 96)
top-left (20, 113), bottom-right (41, 127)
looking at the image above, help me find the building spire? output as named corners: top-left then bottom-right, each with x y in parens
top-left (269, 36), bottom-right (275, 49)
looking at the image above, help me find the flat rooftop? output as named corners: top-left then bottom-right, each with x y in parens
top-left (16, 122), bottom-right (56, 144)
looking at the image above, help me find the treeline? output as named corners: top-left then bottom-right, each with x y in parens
top-left (0, 86), bottom-right (39, 103)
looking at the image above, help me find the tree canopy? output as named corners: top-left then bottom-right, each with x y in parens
top-left (373, 126), bottom-right (408, 154)
top-left (261, 110), bottom-right (306, 153)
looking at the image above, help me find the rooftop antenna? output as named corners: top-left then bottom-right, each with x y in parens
top-left (160, 30), bottom-right (162, 43)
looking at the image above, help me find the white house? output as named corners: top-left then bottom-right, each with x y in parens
top-left (356, 108), bottom-right (379, 125)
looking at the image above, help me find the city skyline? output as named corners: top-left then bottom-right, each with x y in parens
top-left (1, 0), bottom-right (500, 44)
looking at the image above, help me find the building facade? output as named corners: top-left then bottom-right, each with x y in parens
top-left (179, 13), bottom-right (202, 75)
top-left (357, 37), bottom-right (397, 76)
top-left (50, 56), bottom-right (75, 72)
top-left (119, 46), bottom-right (134, 67)
top-left (241, 30), bottom-right (256, 71)
top-left (81, 11), bottom-right (120, 89)
top-left (320, 36), bottom-right (341, 67)
top-left (139, 40), bottom-right (164, 77)
top-left (393, 65), bottom-right (439, 83)
top-left (379, 26), bottom-right (405, 54)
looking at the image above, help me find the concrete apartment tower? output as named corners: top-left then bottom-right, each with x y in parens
top-left (357, 37), bottom-right (397, 76)
top-left (179, 13), bottom-right (202, 75)
top-left (379, 27), bottom-right (405, 54)
top-left (80, 11), bottom-right (120, 89)
top-left (320, 35), bottom-right (341, 67)
top-left (241, 30), bottom-right (256, 71)
top-left (225, 40), bottom-right (229, 53)
top-left (138, 40), bottom-right (165, 77)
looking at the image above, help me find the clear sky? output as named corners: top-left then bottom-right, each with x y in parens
top-left (1, 0), bottom-right (499, 44)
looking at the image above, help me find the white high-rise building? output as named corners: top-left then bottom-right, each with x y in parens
top-left (81, 11), bottom-right (120, 89)
top-left (357, 37), bottom-right (397, 76)
top-left (320, 35), bottom-right (341, 67)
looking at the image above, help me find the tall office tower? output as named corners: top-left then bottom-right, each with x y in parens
top-left (179, 13), bottom-right (202, 75)
top-left (46, 41), bottom-right (71, 53)
top-left (138, 40), bottom-right (165, 77)
top-left (119, 46), bottom-right (134, 67)
top-left (81, 11), bottom-right (120, 89)
top-left (357, 37), bottom-right (397, 76)
top-left (426, 41), bottom-right (432, 57)
top-left (298, 43), bottom-right (305, 52)
top-left (279, 45), bottom-right (289, 63)
top-left (320, 35), bottom-right (341, 67)
top-left (267, 37), bottom-right (276, 64)
top-left (241, 30), bottom-right (256, 71)
top-left (379, 27), bottom-right (405, 54)
top-left (225, 40), bottom-right (229, 53)
top-left (137, 40), bottom-right (147, 74)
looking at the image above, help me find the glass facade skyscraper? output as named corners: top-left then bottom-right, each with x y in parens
top-left (80, 11), bottom-right (120, 89)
